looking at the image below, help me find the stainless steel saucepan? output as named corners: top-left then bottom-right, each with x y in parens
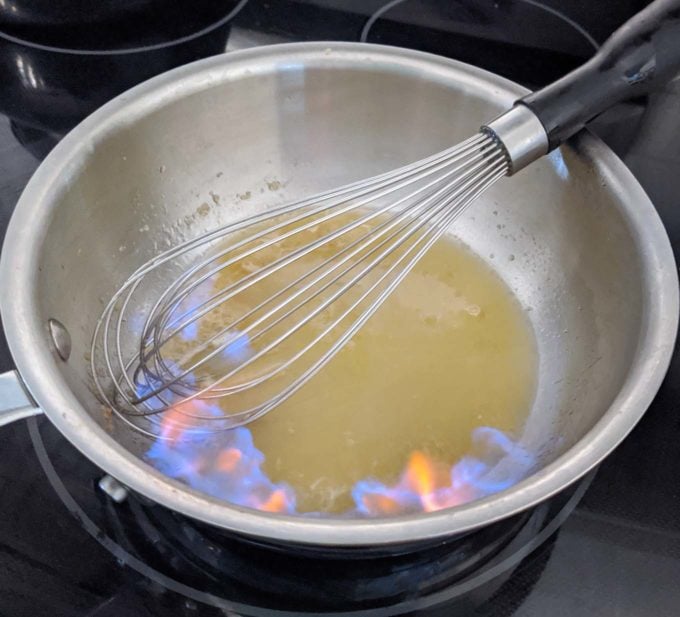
top-left (0, 42), bottom-right (677, 549)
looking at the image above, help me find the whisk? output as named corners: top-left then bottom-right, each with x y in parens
top-left (92, 0), bottom-right (680, 437)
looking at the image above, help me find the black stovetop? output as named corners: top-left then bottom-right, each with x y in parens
top-left (2, 1), bottom-right (680, 616)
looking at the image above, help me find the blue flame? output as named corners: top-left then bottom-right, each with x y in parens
top-left (352, 479), bottom-right (421, 516)
top-left (146, 426), bottom-right (297, 513)
top-left (221, 331), bottom-right (252, 363)
top-left (348, 427), bottom-right (534, 515)
top-left (461, 426), bottom-right (535, 493)
top-left (145, 415), bottom-right (533, 517)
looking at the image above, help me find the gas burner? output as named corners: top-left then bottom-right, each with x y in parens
top-left (28, 415), bottom-right (592, 615)
top-left (360, 0), bottom-right (599, 52)
top-left (356, 0), bottom-right (648, 87)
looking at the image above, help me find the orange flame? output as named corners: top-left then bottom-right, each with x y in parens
top-left (356, 450), bottom-right (476, 516)
top-left (216, 447), bottom-right (242, 472)
top-left (259, 489), bottom-right (291, 513)
top-left (159, 400), bottom-right (198, 443)
top-left (404, 451), bottom-right (450, 512)
top-left (404, 451), bottom-right (436, 493)
top-left (360, 493), bottom-right (402, 515)
top-left (151, 398), bottom-right (527, 518)
top-left (152, 398), bottom-right (297, 514)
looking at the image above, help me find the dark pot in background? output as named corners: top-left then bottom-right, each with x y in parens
top-left (0, 0), bottom-right (245, 157)
top-left (0, 0), bottom-right (161, 28)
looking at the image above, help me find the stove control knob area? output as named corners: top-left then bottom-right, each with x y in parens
top-left (98, 475), bottom-right (129, 503)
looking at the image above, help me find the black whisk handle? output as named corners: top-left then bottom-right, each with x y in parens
top-left (519, 0), bottom-right (680, 150)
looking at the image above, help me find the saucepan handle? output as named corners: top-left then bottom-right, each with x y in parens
top-left (519, 0), bottom-right (680, 150)
top-left (0, 370), bottom-right (43, 426)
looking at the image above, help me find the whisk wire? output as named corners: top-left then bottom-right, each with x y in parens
top-left (103, 135), bottom-right (493, 405)
top-left (142, 138), bottom-right (500, 374)
top-left (149, 134), bottom-right (494, 343)
top-left (91, 132), bottom-right (509, 436)
top-left (135, 155), bottom-right (507, 425)
top-left (133, 147), bottom-right (504, 405)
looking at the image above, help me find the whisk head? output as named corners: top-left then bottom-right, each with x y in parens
top-left (91, 131), bottom-right (509, 439)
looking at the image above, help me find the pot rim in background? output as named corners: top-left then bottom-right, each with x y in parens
top-left (0, 0), bottom-right (248, 55)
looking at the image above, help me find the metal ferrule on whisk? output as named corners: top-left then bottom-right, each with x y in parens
top-left (481, 105), bottom-right (550, 175)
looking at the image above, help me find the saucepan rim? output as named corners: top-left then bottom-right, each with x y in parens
top-left (1, 42), bottom-right (676, 546)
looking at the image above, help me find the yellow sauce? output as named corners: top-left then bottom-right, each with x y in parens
top-left (164, 219), bottom-right (537, 514)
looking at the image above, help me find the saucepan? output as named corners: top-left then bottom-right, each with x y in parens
top-left (0, 42), bottom-right (677, 549)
